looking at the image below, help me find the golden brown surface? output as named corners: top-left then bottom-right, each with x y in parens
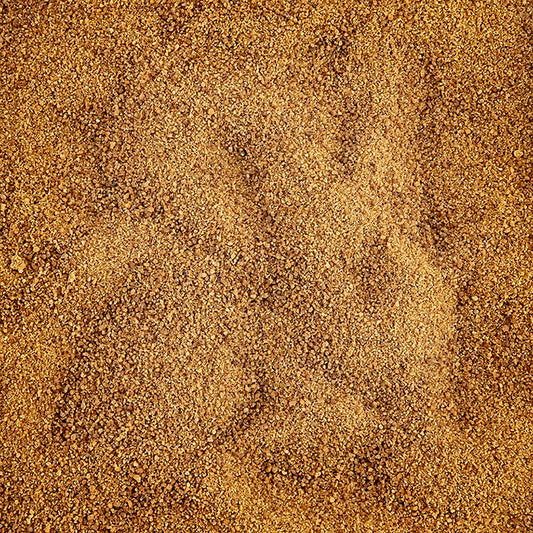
top-left (0, 1), bottom-right (532, 532)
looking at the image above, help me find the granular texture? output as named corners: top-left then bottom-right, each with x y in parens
top-left (0, 1), bottom-right (532, 532)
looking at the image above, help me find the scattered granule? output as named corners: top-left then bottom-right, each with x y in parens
top-left (0, 1), bottom-right (531, 532)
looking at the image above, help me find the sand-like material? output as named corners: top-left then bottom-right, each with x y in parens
top-left (0, 1), bottom-right (531, 531)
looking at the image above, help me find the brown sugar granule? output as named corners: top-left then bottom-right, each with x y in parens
top-left (0, 1), bottom-right (531, 532)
